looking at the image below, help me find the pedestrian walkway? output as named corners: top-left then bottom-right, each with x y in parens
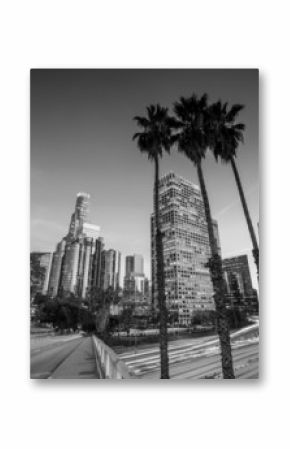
top-left (50, 337), bottom-right (99, 379)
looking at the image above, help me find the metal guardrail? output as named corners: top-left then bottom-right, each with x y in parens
top-left (92, 335), bottom-right (135, 379)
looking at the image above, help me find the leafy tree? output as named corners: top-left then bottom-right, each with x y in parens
top-left (133, 104), bottom-right (177, 379)
top-left (173, 94), bottom-right (235, 378)
top-left (120, 306), bottom-right (134, 335)
top-left (87, 287), bottom-right (117, 335)
top-left (36, 295), bottom-right (84, 332)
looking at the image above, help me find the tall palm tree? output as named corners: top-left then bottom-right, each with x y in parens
top-left (173, 94), bottom-right (235, 379)
top-left (208, 101), bottom-right (259, 276)
top-left (133, 104), bottom-right (176, 379)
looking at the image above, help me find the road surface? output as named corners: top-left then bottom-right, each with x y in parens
top-left (30, 323), bottom-right (259, 379)
top-left (31, 335), bottom-right (99, 379)
top-left (117, 324), bottom-right (259, 379)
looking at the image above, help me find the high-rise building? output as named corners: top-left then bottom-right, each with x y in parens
top-left (67, 192), bottom-right (90, 241)
top-left (222, 254), bottom-right (258, 312)
top-left (75, 236), bottom-right (103, 297)
top-left (54, 193), bottom-right (103, 298)
top-left (91, 238), bottom-right (104, 289)
top-left (46, 193), bottom-right (106, 299)
top-left (125, 254), bottom-right (144, 277)
top-left (223, 255), bottom-right (253, 296)
top-left (212, 219), bottom-right (222, 256)
top-left (75, 192), bottom-right (90, 225)
top-left (61, 240), bottom-right (80, 294)
top-left (151, 172), bottom-right (215, 326)
top-left (124, 254), bottom-right (146, 302)
top-left (101, 249), bottom-right (121, 291)
top-left (48, 239), bottom-right (66, 297)
top-left (123, 275), bottom-right (146, 299)
top-left (30, 252), bottom-right (53, 298)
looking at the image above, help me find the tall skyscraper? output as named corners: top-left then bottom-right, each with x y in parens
top-left (101, 249), bottom-right (121, 291)
top-left (67, 192), bottom-right (90, 241)
top-left (61, 240), bottom-right (80, 293)
top-left (151, 172), bottom-right (215, 326)
top-left (124, 254), bottom-right (146, 301)
top-left (75, 192), bottom-right (90, 225)
top-left (76, 236), bottom-right (103, 297)
top-left (91, 237), bottom-right (104, 289)
top-left (49, 193), bottom-right (103, 299)
top-left (125, 254), bottom-right (144, 277)
top-left (48, 239), bottom-right (66, 297)
top-left (30, 252), bottom-right (53, 298)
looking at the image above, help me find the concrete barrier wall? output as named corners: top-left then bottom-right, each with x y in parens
top-left (92, 335), bottom-right (135, 379)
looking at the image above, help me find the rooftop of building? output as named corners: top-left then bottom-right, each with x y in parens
top-left (160, 172), bottom-right (200, 191)
top-left (223, 254), bottom-right (249, 264)
top-left (77, 192), bottom-right (90, 198)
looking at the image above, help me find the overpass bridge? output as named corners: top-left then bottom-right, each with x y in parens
top-left (31, 322), bottom-right (259, 379)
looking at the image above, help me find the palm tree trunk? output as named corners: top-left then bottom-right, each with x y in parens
top-left (230, 156), bottom-right (259, 275)
top-left (197, 161), bottom-right (235, 379)
top-left (154, 156), bottom-right (169, 379)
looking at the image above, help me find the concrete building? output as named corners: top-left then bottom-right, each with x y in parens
top-left (54, 193), bottom-right (103, 298)
top-left (151, 172), bottom-right (215, 326)
top-left (75, 192), bottom-right (90, 226)
top-left (60, 241), bottom-right (80, 294)
top-left (125, 254), bottom-right (144, 277)
top-left (67, 192), bottom-right (90, 242)
top-left (123, 254), bottom-right (148, 303)
top-left (47, 239), bottom-right (66, 297)
top-left (123, 275), bottom-right (146, 299)
top-left (46, 193), bottom-right (106, 299)
top-left (222, 254), bottom-right (258, 312)
top-left (223, 255), bottom-right (253, 297)
top-left (30, 252), bottom-right (53, 298)
top-left (91, 237), bottom-right (104, 289)
top-left (101, 249), bottom-right (121, 291)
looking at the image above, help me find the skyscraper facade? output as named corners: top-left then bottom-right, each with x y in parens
top-left (100, 249), bottom-right (121, 291)
top-left (124, 254), bottom-right (146, 301)
top-left (91, 238), bottom-right (104, 289)
top-left (67, 192), bottom-right (90, 242)
top-left (222, 254), bottom-right (258, 312)
top-left (125, 254), bottom-right (144, 277)
top-left (151, 172), bottom-right (215, 326)
top-left (223, 255), bottom-right (253, 297)
top-left (30, 252), bottom-right (53, 298)
top-left (48, 239), bottom-right (66, 297)
top-left (75, 192), bottom-right (90, 222)
top-left (47, 193), bottom-right (104, 298)
top-left (61, 240), bottom-right (80, 293)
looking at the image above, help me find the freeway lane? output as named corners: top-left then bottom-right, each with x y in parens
top-left (170, 343), bottom-right (259, 379)
top-left (30, 335), bottom-right (98, 379)
top-left (117, 323), bottom-right (259, 379)
top-left (121, 342), bottom-right (259, 379)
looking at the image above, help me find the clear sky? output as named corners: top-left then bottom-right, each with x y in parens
top-left (31, 69), bottom-right (259, 289)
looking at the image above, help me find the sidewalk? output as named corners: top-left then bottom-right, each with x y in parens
top-left (50, 337), bottom-right (99, 379)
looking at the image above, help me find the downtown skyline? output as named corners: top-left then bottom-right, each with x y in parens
top-left (31, 69), bottom-right (259, 287)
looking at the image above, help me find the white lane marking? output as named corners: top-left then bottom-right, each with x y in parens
top-left (118, 324), bottom-right (259, 361)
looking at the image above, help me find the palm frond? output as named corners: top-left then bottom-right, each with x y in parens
top-left (226, 104), bottom-right (244, 122)
top-left (132, 103), bottom-right (176, 161)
